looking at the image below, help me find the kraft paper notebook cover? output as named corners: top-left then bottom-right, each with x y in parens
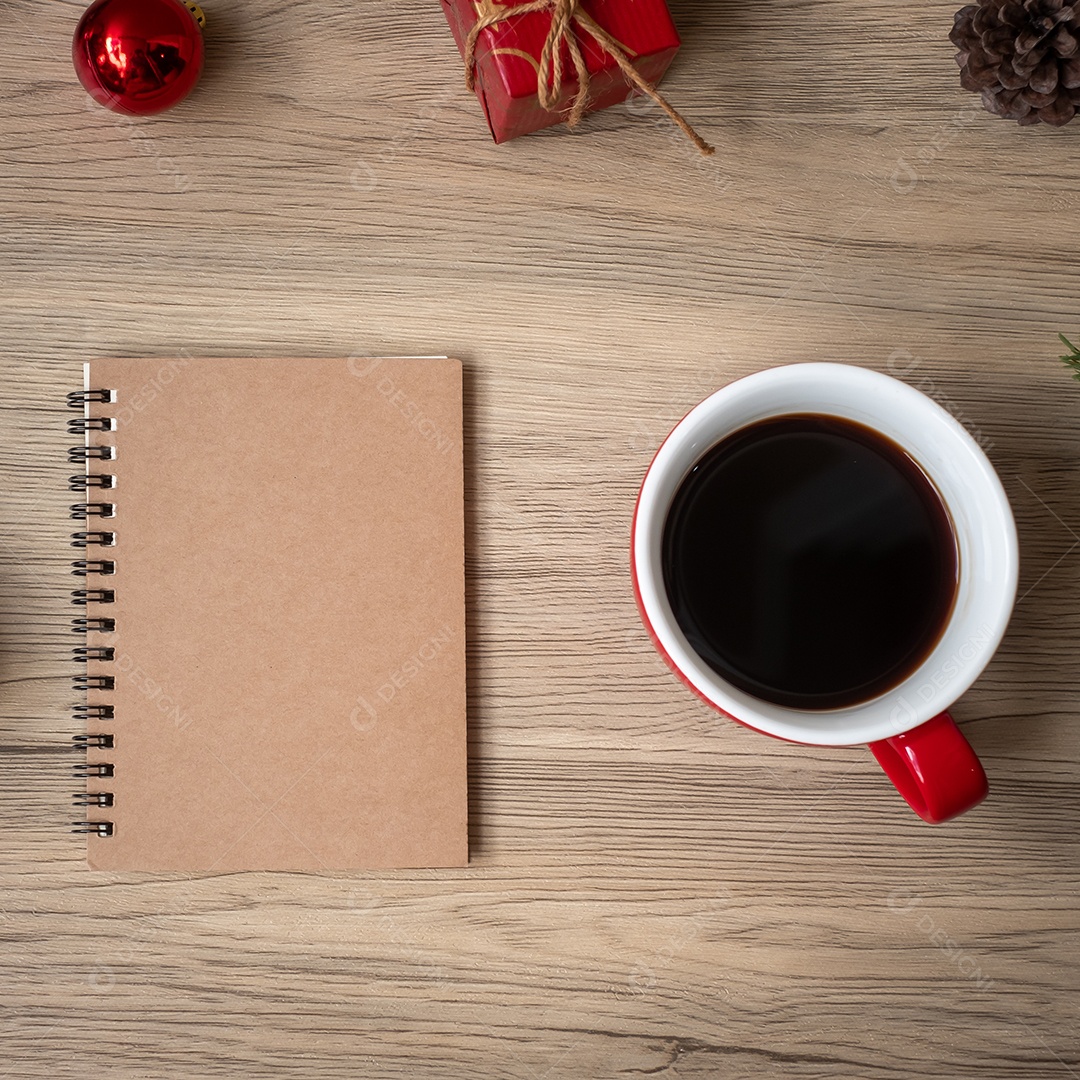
top-left (69, 357), bottom-right (467, 871)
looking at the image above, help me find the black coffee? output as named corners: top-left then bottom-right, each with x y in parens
top-left (662, 414), bottom-right (958, 710)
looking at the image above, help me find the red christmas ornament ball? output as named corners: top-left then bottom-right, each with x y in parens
top-left (73, 0), bottom-right (205, 115)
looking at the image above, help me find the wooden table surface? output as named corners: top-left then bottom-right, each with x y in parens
top-left (2, 1), bottom-right (1079, 1077)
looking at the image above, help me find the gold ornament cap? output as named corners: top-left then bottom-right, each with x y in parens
top-left (183, 1), bottom-right (206, 28)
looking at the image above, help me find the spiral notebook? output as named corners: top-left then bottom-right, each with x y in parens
top-left (68, 357), bottom-right (468, 871)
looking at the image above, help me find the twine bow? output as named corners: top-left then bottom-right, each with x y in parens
top-left (463, 0), bottom-right (715, 156)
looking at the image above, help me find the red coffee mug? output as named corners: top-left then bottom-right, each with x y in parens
top-left (631, 364), bottom-right (1018, 823)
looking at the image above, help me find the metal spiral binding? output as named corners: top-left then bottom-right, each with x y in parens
top-left (69, 475), bottom-right (113, 491)
top-left (72, 704), bottom-right (114, 721)
top-left (68, 446), bottom-right (114, 462)
top-left (72, 676), bottom-right (115, 692)
top-left (72, 734), bottom-right (114, 749)
top-left (73, 793), bottom-right (114, 807)
top-left (67, 390), bottom-right (111, 406)
top-left (71, 589), bottom-right (116, 605)
top-left (70, 531), bottom-right (115, 548)
top-left (71, 560), bottom-right (115, 575)
top-left (71, 822), bottom-right (114, 836)
top-left (72, 647), bottom-right (115, 661)
top-left (68, 387), bottom-right (116, 838)
top-left (69, 503), bottom-right (115, 519)
top-left (67, 417), bottom-right (114, 435)
top-left (72, 763), bottom-right (114, 777)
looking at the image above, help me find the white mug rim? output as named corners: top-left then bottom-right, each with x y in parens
top-left (632, 363), bottom-right (1019, 747)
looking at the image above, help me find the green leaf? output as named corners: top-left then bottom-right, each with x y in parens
top-left (1061, 334), bottom-right (1080, 381)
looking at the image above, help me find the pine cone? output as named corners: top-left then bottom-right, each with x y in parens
top-left (950, 0), bottom-right (1080, 125)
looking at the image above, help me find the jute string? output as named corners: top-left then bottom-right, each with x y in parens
top-left (463, 0), bottom-right (715, 156)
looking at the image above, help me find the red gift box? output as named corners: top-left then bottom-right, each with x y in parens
top-left (441, 0), bottom-right (683, 144)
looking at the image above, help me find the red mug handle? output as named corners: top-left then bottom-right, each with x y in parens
top-left (869, 712), bottom-right (988, 824)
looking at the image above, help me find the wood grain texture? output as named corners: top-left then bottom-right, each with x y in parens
top-left (2, 0), bottom-right (1079, 1076)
